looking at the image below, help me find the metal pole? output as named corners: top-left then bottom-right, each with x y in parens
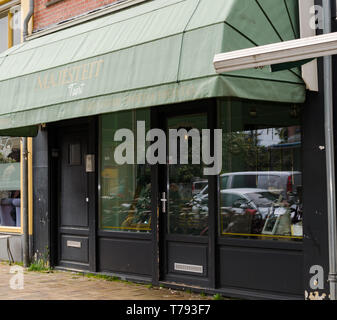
top-left (323, 0), bottom-right (337, 300)
top-left (22, 138), bottom-right (29, 268)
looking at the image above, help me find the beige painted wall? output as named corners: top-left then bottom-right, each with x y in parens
top-left (299, 0), bottom-right (319, 92)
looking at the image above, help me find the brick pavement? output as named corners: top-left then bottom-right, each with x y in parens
top-left (0, 263), bottom-right (212, 300)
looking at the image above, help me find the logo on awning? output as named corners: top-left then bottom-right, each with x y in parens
top-left (35, 59), bottom-right (104, 91)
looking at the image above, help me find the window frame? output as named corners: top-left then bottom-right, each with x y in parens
top-left (217, 98), bottom-right (304, 242)
top-left (0, 137), bottom-right (22, 233)
top-left (0, 0), bottom-right (24, 234)
top-left (0, 0), bottom-right (21, 52)
top-left (98, 110), bottom-right (152, 234)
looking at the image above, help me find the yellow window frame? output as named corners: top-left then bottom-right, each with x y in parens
top-left (0, 1), bottom-right (21, 50)
top-left (0, 139), bottom-right (33, 235)
top-left (7, 9), bottom-right (13, 48)
top-left (0, 0), bottom-right (13, 5)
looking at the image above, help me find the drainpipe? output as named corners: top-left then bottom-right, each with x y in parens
top-left (323, 0), bottom-right (337, 301)
top-left (23, 0), bottom-right (34, 41)
top-left (22, 0), bottom-right (34, 268)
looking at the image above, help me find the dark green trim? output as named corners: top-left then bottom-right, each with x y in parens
top-left (0, 125), bottom-right (39, 137)
top-left (271, 59), bottom-right (315, 73)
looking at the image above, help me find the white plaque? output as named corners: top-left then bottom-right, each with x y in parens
top-left (67, 240), bottom-right (81, 248)
top-left (85, 154), bottom-right (95, 172)
top-left (174, 263), bottom-right (203, 274)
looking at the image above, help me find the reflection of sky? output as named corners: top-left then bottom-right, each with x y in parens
top-left (258, 129), bottom-right (281, 147)
top-left (244, 129), bottom-right (281, 147)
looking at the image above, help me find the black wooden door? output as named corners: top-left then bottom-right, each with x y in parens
top-left (159, 108), bottom-right (212, 287)
top-left (57, 126), bottom-right (92, 270)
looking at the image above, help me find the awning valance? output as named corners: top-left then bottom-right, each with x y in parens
top-left (0, 0), bottom-right (305, 136)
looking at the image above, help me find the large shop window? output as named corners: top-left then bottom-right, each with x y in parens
top-left (218, 100), bottom-right (303, 241)
top-left (0, 137), bottom-right (21, 228)
top-left (166, 113), bottom-right (208, 236)
top-left (100, 109), bottom-right (151, 233)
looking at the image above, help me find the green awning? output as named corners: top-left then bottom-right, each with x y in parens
top-left (0, 0), bottom-right (305, 135)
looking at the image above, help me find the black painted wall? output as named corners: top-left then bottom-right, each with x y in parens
top-left (302, 79), bottom-right (330, 299)
top-left (302, 0), bottom-right (333, 299)
top-left (32, 129), bottom-right (50, 263)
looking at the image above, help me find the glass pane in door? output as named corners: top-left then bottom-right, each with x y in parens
top-left (167, 113), bottom-right (208, 236)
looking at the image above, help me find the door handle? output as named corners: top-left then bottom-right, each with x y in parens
top-left (160, 192), bottom-right (167, 213)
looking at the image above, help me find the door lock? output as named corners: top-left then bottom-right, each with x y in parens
top-left (160, 192), bottom-right (167, 213)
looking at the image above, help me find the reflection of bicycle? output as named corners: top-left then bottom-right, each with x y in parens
top-left (262, 200), bottom-right (293, 236)
top-left (262, 204), bottom-right (279, 235)
top-left (290, 200), bottom-right (303, 224)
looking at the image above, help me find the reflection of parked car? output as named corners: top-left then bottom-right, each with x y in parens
top-left (191, 193), bottom-right (208, 214)
top-left (195, 171), bottom-right (302, 201)
top-left (220, 188), bottom-right (280, 219)
top-left (220, 188), bottom-right (281, 235)
top-left (221, 171), bottom-right (302, 200)
top-left (192, 180), bottom-right (208, 196)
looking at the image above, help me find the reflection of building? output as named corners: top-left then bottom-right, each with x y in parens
top-left (0, 0), bottom-right (332, 300)
top-left (287, 126), bottom-right (301, 143)
top-left (268, 142), bottom-right (302, 172)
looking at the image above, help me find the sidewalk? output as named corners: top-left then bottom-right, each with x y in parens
top-left (0, 263), bottom-right (212, 300)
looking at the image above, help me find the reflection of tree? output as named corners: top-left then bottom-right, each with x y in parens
top-left (124, 166), bottom-right (152, 225)
top-left (275, 128), bottom-right (288, 144)
top-left (223, 131), bottom-right (261, 172)
top-left (170, 141), bottom-right (204, 184)
top-left (222, 128), bottom-right (296, 173)
top-left (172, 164), bottom-right (203, 183)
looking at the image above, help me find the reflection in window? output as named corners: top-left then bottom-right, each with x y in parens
top-left (219, 100), bottom-right (303, 241)
top-left (0, 137), bottom-right (21, 227)
top-left (167, 113), bottom-right (208, 236)
top-left (0, 6), bottom-right (21, 53)
top-left (0, 13), bottom-right (8, 53)
top-left (100, 110), bottom-right (151, 233)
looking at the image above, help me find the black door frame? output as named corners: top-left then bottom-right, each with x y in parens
top-left (49, 117), bottom-right (98, 272)
top-left (152, 99), bottom-right (218, 288)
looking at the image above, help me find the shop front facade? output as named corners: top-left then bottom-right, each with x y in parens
top-left (36, 97), bottom-right (304, 299)
top-left (0, 0), bottom-right (332, 299)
